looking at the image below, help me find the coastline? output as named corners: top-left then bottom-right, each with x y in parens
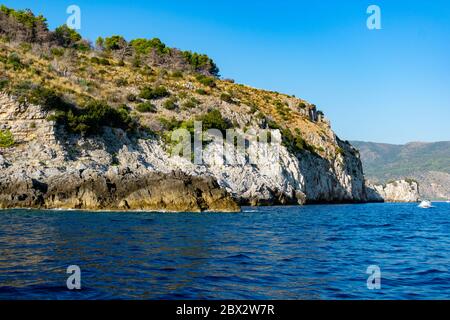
top-left (0, 199), bottom-right (424, 213)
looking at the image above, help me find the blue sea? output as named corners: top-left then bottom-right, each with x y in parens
top-left (0, 203), bottom-right (449, 300)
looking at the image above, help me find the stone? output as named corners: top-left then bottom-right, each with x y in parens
top-left (0, 92), bottom-right (416, 212)
top-left (366, 180), bottom-right (420, 202)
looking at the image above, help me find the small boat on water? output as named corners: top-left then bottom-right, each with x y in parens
top-left (418, 200), bottom-right (433, 208)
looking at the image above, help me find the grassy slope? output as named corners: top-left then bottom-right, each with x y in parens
top-left (0, 38), bottom-right (342, 159)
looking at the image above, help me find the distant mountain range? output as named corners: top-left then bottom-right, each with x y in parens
top-left (351, 141), bottom-right (450, 200)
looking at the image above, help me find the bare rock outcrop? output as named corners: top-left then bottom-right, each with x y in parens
top-left (366, 179), bottom-right (420, 202)
top-left (0, 169), bottom-right (239, 212)
top-left (0, 93), bottom-right (239, 212)
top-left (0, 92), bottom-right (372, 211)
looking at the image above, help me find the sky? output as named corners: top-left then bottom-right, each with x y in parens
top-left (3, 0), bottom-right (450, 144)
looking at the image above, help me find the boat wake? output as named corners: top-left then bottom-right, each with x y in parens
top-left (418, 200), bottom-right (433, 209)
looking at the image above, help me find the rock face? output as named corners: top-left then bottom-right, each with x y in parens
top-left (0, 94), bottom-right (239, 212)
top-left (366, 180), bottom-right (420, 203)
top-left (298, 139), bottom-right (366, 204)
top-left (0, 92), bottom-right (372, 211)
top-left (0, 169), bottom-right (239, 212)
top-left (352, 140), bottom-right (450, 200)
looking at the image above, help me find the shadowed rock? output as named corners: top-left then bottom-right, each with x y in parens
top-left (0, 170), bottom-right (239, 212)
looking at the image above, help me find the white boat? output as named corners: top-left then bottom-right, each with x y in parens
top-left (418, 200), bottom-right (433, 208)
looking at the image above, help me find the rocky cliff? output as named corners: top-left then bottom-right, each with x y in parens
top-left (366, 179), bottom-right (420, 203)
top-left (0, 6), bottom-right (408, 211)
top-left (352, 140), bottom-right (450, 200)
top-left (0, 94), bottom-right (240, 212)
top-left (0, 90), bottom-right (369, 211)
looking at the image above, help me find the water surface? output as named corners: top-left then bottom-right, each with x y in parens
top-left (0, 203), bottom-right (449, 299)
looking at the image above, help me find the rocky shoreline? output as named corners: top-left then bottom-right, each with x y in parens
top-left (0, 170), bottom-right (240, 212)
top-left (0, 93), bottom-right (421, 212)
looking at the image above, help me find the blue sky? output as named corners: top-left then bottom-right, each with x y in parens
top-left (3, 0), bottom-right (450, 144)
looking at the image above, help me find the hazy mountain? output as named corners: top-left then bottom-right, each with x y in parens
top-left (352, 141), bottom-right (450, 200)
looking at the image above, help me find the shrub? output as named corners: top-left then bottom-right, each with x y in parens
top-left (75, 41), bottom-right (91, 52)
top-left (220, 93), bottom-right (234, 104)
top-left (196, 74), bottom-right (216, 87)
top-left (115, 78), bottom-right (128, 87)
top-left (6, 80), bottom-right (32, 97)
top-left (274, 100), bottom-right (291, 120)
top-left (249, 104), bottom-right (258, 114)
top-left (0, 78), bottom-right (9, 90)
top-left (177, 92), bottom-right (188, 99)
top-left (159, 110), bottom-right (230, 134)
top-left (48, 100), bottom-right (136, 134)
top-left (405, 178), bottom-right (418, 186)
top-left (171, 70), bottom-right (183, 78)
top-left (316, 146), bottom-right (325, 153)
top-left (159, 117), bottom-right (181, 131)
top-left (126, 93), bottom-right (137, 102)
top-left (7, 52), bottom-right (25, 70)
top-left (20, 43), bottom-right (32, 52)
top-left (0, 129), bottom-right (14, 148)
top-left (163, 98), bottom-right (178, 110)
top-left (140, 65), bottom-right (154, 76)
top-left (298, 101), bottom-right (307, 109)
top-left (136, 102), bottom-right (156, 113)
top-left (90, 56), bottom-right (110, 65)
top-left (195, 88), bottom-right (208, 95)
top-left (139, 86), bottom-right (170, 100)
top-left (68, 101), bottom-right (135, 134)
top-left (50, 47), bottom-right (64, 57)
top-left (281, 128), bottom-right (316, 154)
top-left (336, 147), bottom-right (344, 155)
top-left (25, 86), bottom-right (72, 111)
top-left (267, 119), bottom-right (281, 130)
top-left (197, 109), bottom-right (231, 133)
top-left (132, 56), bottom-right (141, 68)
top-left (77, 79), bottom-right (93, 91)
top-left (182, 97), bottom-right (200, 109)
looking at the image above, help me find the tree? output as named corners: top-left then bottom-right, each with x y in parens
top-left (104, 35), bottom-right (127, 51)
top-left (0, 5), bottom-right (51, 43)
top-left (95, 36), bottom-right (104, 50)
top-left (182, 51), bottom-right (219, 77)
top-left (53, 24), bottom-right (82, 48)
top-left (130, 38), bottom-right (169, 55)
top-left (103, 35), bottom-right (131, 60)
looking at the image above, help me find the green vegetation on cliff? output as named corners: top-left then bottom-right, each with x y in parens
top-left (0, 129), bottom-right (15, 148)
top-left (48, 101), bottom-right (137, 134)
top-left (0, 4), bottom-right (334, 158)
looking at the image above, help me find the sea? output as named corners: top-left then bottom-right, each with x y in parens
top-left (0, 203), bottom-right (449, 300)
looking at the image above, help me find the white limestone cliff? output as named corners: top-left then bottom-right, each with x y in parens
top-left (0, 92), bottom-right (407, 210)
top-left (366, 180), bottom-right (420, 203)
